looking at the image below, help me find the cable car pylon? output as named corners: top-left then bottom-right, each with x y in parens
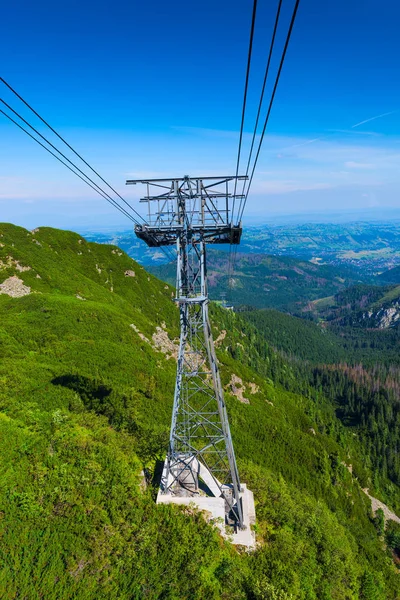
top-left (127, 175), bottom-right (256, 546)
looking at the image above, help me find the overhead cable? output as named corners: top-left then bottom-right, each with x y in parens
top-left (238, 0), bottom-right (301, 223)
top-left (1, 106), bottom-right (175, 262)
top-left (230, 0), bottom-right (301, 302)
top-left (239, 0), bottom-right (283, 203)
top-left (228, 0), bottom-right (258, 301)
top-left (0, 77), bottom-right (145, 223)
top-left (0, 98), bottom-right (141, 225)
top-left (0, 108), bottom-right (139, 224)
top-left (232, 0), bottom-right (258, 218)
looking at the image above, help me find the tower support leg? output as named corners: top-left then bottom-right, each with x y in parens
top-left (159, 236), bottom-right (244, 529)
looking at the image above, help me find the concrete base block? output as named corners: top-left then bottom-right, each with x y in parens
top-left (157, 492), bottom-right (226, 523)
top-left (231, 483), bottom-right (256, 549)
top-left (156, 483), bottom-right (256, 550)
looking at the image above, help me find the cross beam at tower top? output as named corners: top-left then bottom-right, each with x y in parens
top-left (126, 175), bottom-right (247, 247)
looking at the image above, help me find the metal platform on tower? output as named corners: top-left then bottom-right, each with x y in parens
top-left (127, 175), bottom-right (256, 547)
top-left (127, 175), bottom-right (244, 247)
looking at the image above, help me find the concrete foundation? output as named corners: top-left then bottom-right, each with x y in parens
top-left (157, 480), bottom-right (256, 549)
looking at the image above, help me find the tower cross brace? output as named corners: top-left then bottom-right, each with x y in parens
top-left (127, 175), bottom-right (247, 529)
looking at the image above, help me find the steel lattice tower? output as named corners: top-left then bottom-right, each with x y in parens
top-left (127, 175), bottom-right (247, 529)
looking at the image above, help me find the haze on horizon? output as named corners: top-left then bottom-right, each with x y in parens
top-left (1, 0), bottom-right (400, 230)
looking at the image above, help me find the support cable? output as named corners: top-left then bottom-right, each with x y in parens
top-left (0, 108), bottom-right (139, 224)
top-left (0, 102), bottom-right (175, 262)
top-left (238, 0), bottom-right (301, 223)
top-left (238, 0), bottom-right (283, 207)
top-left (229, 0), bottom-right (258, 303)
top-left (230, 0), bottom-right (301, 304)
top-left (232, 0), bottom-right (258, 220)
top-left (0, 90), bottom-right (176, 261)
top-left (0, 98), bottom-right (141, 225)
top-left (0, 108), bottom-right (175, 261)
top-left (0, 77), bottom-right (145, 223)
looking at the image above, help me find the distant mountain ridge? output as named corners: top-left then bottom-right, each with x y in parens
top-left (84, 221), bottom-right (400, 266)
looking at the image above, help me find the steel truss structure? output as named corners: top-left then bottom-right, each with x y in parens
top-left (126, 175), bottom-right (247, 528)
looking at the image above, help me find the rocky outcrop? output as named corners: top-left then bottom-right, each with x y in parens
top-left (361, 302), bottom-right (400, 329)
top-left (0, 276), bottom-right (31, 298)
top-left (375, 305), bottom-right (400, 328)
top-left (226, 374), bottom-right (250, 404)
top-left (152, 326), bottom-right (179, 360)
top-left (0, 256), bottom-right (31, 272)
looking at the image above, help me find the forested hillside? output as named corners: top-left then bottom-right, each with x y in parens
top-left (0, 224), bottom-right (399, 599)
top-left (305, 283), bottom-right (400, 327)
top-left (149, 250), bottom-right (364, 312)
top-left (241, 308), bottom-right (346, 363)
top-left (241, 307), bottom-right (400, 514)
top-left (378, 265), bottom-right (400, 284)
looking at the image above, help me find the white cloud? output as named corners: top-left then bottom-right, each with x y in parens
top-left (2, 122), bottom-right (400, 225)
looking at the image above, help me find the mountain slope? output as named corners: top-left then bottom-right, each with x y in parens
top-left (150, 250), bottom-right (364, 312)
top-left (241, 308), bottom-right (346, 363)
top-left (239, 305), bottom-right (400, 504)
top-left (306, 283), bottom-right (400, 334)
top-left (377, 265), bottom-right (400, 284)
top-left (0, 224), bottom-right (398, 599)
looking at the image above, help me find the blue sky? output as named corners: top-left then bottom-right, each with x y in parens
top-left (1, 0), bottom-right (400, 229)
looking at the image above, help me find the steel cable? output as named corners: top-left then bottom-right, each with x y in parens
top-left (238, 0), bottom-right (283, 210)
top-left (0, 108), bottom-right (139, 224)
top-left (0, 98), bottom-right (142, 225)
top-left (0, 105), bottom-right (174, 262)
top-left (0, 77), bottom-right (145, 223)
top-left (230, 0), bottom-right (301, 304)
top-left (228, 0), bottom-right (258, 303)
top-left (238, 0), bottom-right (301, 223)
top-left (232, 0), bottom-right (258, 219)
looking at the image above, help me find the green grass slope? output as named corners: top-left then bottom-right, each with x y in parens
top-left (0, 224), bottom-right (398, 599)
